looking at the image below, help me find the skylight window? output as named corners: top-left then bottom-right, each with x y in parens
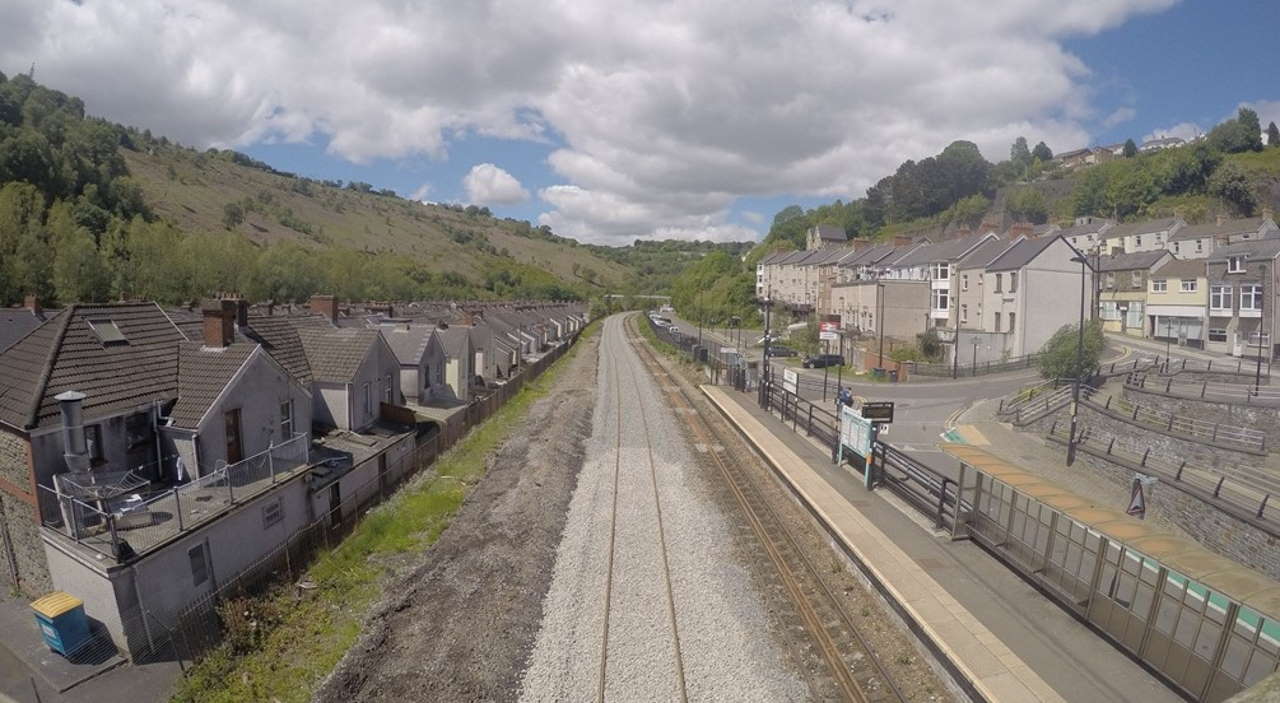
top-left (88, 318), bottom-right (128, 346)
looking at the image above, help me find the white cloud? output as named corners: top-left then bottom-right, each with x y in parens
top-left (0, 0), bottom-right (1179, 244)
top-left (1102, 106), bottom-right (1136, 128)
top-left (463, 163), bottom-right (529, 205)
top-left (1142, 122), bottom-right (1204, 143)
top-left (409, 182), bottom-right (432, 202)
top-left (741, 211), bottom-right (765, 225)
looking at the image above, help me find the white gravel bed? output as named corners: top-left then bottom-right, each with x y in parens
top-left (518, 317), bottom-right (807, 702)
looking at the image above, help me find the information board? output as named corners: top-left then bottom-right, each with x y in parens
top-left (839, 405), bottom-right (872, 459)
top-left (783, 368), bottom-right (798, 395)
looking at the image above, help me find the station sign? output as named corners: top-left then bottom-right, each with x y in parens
top-left (819, 320), bottom-right (840, 342)
top-left (783, 368), bottom-right (799, 395)
top-left (860, 401), bottom-right (895, 424)
top-left (839, 405), bottom-right (872, 459)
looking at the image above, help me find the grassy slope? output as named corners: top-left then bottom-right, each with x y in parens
top-left (170, 321), bottom-right (599, 703)
top-left (125, 148), bottom-right (633, 289)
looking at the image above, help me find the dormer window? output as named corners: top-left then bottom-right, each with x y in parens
top-left (1228, 256), bottom-right (1246, 273)
top-left (88, 319), bottom-right (128, 346)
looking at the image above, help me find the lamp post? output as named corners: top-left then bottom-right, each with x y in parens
top-left (877, 282), bottom-right (886, 375)
top-left (760, 291), bottom-right (773, 407)
top-left (1066, 254), bottom-right (1093, 467)
top-left (1256, 261), bottom-right (1266, 393)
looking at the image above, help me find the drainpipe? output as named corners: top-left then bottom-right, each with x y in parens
top-left (56, 391), bottom-right (89, 472)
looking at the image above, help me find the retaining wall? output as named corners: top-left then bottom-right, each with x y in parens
top-left (1122, 385), bottom-right (1280, 436)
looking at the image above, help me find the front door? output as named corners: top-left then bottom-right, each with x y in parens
top-left (224, 409), bottom-right (243, 465)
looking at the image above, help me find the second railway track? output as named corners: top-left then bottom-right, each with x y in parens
top-left (626, 314), bottom-right (907, 703)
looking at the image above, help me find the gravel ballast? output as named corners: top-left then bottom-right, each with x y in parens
top-left (518, 316), bottom-right (808, 702)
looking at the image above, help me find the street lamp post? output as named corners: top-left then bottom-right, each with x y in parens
top-left (1256, 261), bottom-right (1266, 393)
top-left (877, 282), bottom-right (886, 375)
top-left (1067, 254), bottom-right (1093, 467)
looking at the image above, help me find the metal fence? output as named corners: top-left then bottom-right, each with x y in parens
top-left (1086, 390), bottom-right (1267, 454)
top-left (648, 316), bottom-right (751, 390)
top-left (948, 444), bottom-right (1280, 703)
top-left (1126, 373), bottom-right (1280, 406)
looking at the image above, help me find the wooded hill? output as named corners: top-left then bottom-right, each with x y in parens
top-left (1, 71), bottom-right (741, 307)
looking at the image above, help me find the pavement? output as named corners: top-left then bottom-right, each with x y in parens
top-left (701, 384), bottom-right (1179, 703)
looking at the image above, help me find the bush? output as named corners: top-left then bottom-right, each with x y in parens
top-left (1037, 319), bottom-right (1104, 379)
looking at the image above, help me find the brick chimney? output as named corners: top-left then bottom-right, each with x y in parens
top-left (1007, 222), bottom-right (1034, 238)
top-left (893, 235), bottom-right (913, 247)
top-left (852, 239), bottom-right (871, 252)
top-left (310, 294), bottom-right (338, 323)
top-left (23, 294), bottom-right (40, 315)
top-left (202, 299), bottom-right (236, 348)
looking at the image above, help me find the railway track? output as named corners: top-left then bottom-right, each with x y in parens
top-left (626, 314), bottom-right (907, 703)
top-left (597, 319), bottom-right (689, 703)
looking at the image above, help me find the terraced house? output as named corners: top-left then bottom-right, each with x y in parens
top-left (1147, 257), bottom-right (1209, 348)
top-left (1098, 250), bottom-right (1173, 337)
top-left (1205, 238), bottom-right (1280, 358)
top-left (1102, 217), bottom-right (1185, 255)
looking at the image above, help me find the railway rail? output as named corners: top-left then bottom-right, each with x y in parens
top-left (626, 314), bottom-right (907, 703)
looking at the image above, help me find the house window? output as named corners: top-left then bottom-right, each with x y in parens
top-left (1241, 285), bottom-right (1263, 311)
top-left (994, 273), bottom-right (1003, 293)
top-left (1180, 279), bottom-right (1197, 293)
top-left (931, 263), bottom-right (949, 280)
top-left (1196, 240), bottom-right (1204, 254)
top-left (1152, 279), bottom-right (1167, 293)
top-left (1009, 272), bottom-right (1018, 293)
top-left (1173, 242), bottom-right (1180, 254)
top-left (1228, 256), bottom-right (1246, 273)
top-left (384, 374), bottom-right (393, 403)
top-left (188, 544), bottom-right (208, 587)
top-left (1126, 302), bottom-right (1144, 329)
top-left (85, 424), bottom-right (104, 463)
top-left (1211, 285), bottom-right (1232, 311)
top-left (1099, 301), bottom-right (1121, 321)
top-left (1130, 270), bottom-right (1145, 289)
top-left (1135, 234), bottom-right (1143, 248)
top-left (994, 312), bottom-right (1002, 331)
top-left (961, 304), bottom-right (968, 324)
top-left (961, 274), bottom-right (969, 291)
top-left (1008, 312), bottom-right (1016, 332)
top-left (262, 498), bottom-right (284, 529)
top-left (362, 383), bottom-right (371, 416)
top-left (932, 288), bottom-right (948, 310)
top-left (280, 400), bottom-right (294, 438)
top-left (1209, 328), bottom-right (1228, 342)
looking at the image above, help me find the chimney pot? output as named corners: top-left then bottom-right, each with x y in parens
top-left (309, 294), bottom-right (338, 324)
top-left (23, 294), bottom-right (40, 314)
top-left (202, 299), bottom-right (236, 347)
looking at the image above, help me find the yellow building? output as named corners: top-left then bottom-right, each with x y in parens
top-left (1147, 257), bottom-right (1209, 348)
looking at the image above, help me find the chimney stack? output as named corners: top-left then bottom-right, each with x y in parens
top-left (893, 235), bottom-right (913, 247)
top-left (232, 297), bottom-right (249, 328)
top-left (23, 294), bottom-right (40, 315)
top-left (56, 390), bottom-right (89, 472)
top-left (202, 299), bottom-right (236, 348)
top-left (310, 294), bottom-right (338, 324)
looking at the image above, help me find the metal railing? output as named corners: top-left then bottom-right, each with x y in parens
top-left (1087, 392), bottom-right (1267, 454)
top-left (908, 352), bottom-right (1041, 378)
top-left (1126, 373), bottom-right (1280, 406)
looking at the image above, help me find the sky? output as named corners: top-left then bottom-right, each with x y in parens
top-left (2, 1), bottom-right (1278, 246)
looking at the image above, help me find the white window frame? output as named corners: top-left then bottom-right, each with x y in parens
top-left (994, 273), bottom-right (1003, 293)
top-left (1125, 302), bottom-right (1144, 329)
top-left (932, 288), bottom-right (949, 311)
top-left (1152, 279), bottom-right (1167, 293)
top-left (1241, 284), bottom-right (1263, 311)
top-left (1228, 256), bottom-right (1246, 273)
top-left (1099, 301), bottom-right (1121, 321)
top-left (279, 399), bottom-right (294, 438)
top-left (1208, 328), bottom-right (1228, 343)
top-left (1180, 279), bottom-right (1197, 293)
top-left (931, 262), bottom-right (949, 280)
top-left (1210, 285), bottom-right (1232, 311)
top-left (960, 304), bottom-right (968, 324)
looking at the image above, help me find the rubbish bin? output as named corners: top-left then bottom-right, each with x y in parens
top-left (31, 592), bottom-right (90, 657)
top-left (871, 367), bottom-right (885, 379)
top-left (888, 369), bottom-right (899, 383)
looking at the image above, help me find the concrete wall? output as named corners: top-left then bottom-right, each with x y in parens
top-left (830, 280), bottom-right (929, 340)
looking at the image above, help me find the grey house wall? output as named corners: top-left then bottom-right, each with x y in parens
top-left (1021, 240), bottom-right (1089, 357)
top-left (187, 351), bottom-right (313, 476)
top-left (348, 339), bottom-right (401, 431)
top-left (314, 383), bottom-right (348, 430)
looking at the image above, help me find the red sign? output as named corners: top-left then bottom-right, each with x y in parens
top-left (819, 321), bottom-right (840, 333)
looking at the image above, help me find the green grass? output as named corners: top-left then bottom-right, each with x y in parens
top-left (170, 321), bottom-right (599, 703)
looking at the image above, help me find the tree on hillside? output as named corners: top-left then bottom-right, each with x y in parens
top-left (1037, 320), bottom-right (1104, 380)
top-left (1031, 141), bottom-right (1053, 162)
top-left (1122, 138), bottom-right (1138, 158)
top-left (1208, 107), bottom-right (1264, 153)
top-left (1010, 137), bottom-right (1031, 169)
top-left (1268, 122), bottom-right (1280, 148)
top-left (222, 202), bottom-right (244, 228)
top-left (1208, 161), bottom-right (1257, 216)
top-left (1238, 107), bottom-right (1263, 150)
top-left (1006, 188), bottom-right (1048, 224)
top-left (1071, 168), bottom-right (1110, 217)
top-left (772, 205), bottom-right (804, 227)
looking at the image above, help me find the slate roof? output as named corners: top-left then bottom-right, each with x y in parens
top-left (169, 343), bottom-right (257, 429)
top-left (957, 237), bottom-right (1020, 270)
top-left (814, 224), bottom-right (847, 242)
top-left (894, 232), bottom-right (997, 267)
top-left (241, 315), bottom-right (313, 385)
top-left (435, 327), bottom-right (470, 359)
top-left (1171, 217), bottom-right (1277, 242)
top-left (1057, 219), bottom-right (1113, 238)
top-left (297, 327), bottom-right (380, 383)
top-left (1097, 250), bottom-right (1170, 272)
top-left (986, 236), bottom-right (1063, 272)
top-left (380, 325), bottom-right (434, 365)
top-left (0, 303), bottom-right (187, 430)
top-left (1207, 238), bottom-right (1280, 262)
top-left (1152, 258), bottom-right (1207, 279)
top-left (1104, 217), bottom-right (1181, 239)
top-left (0, 307), bottom-right (55, 354)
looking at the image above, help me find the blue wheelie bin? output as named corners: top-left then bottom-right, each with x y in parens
top-left (31, 592), bottom-right (90, 657)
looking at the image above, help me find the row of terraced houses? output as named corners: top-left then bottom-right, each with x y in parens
top-left (0, 295), bottom-right (587, 660)
top-left (757, 213), bottom-right (1279, 364)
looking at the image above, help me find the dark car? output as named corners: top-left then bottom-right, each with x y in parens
top-left (765, 345), bottom-right (797, 358)
top-left (803, 353), bottom-right (844, 368)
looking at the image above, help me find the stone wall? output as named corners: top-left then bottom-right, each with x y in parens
top-left (1122, 385), bottom-right (1280, 437)
top-left (0, 428), bottom-right (28, 491)
top-left (1079, 400), bottom-right (1263, 470)
top-left (0, 494), bottom-right (51, 595)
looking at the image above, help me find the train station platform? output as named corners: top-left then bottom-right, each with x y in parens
top-left (700, 385), bottom-right (1179, 703)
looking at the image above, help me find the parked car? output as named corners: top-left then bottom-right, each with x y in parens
top-left (765, 345), bottom-right (797, 358)
top-left (803, 353), bottom-right (844, 369)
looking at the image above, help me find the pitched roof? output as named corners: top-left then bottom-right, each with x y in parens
top-left (380, 325), bottom-right (434, 364)
top-left (986, 235), bottom-right (1063, 272)
top-left (814, 224), bottom-right (847, 242)
top-left (1171, 217), bottom-right (1277, 242)
top-left (1104, 217), bottom-right (1181, 239)
top-left (1057, 219), bottom-right (1113, 238)
top-left (435, 327), bottom-right (470, 358)
top-left (1208, 238), bottom-right (1280, 263)
top-left (169, 343), bottom-right (257, 429)
top-left (1098, 250), bottom-right (1170, 272)
top-left (0, 307), bottom-right (54, 354)
top-left (297, 327), bottom-right (380, 383)
top-left (0, 303), bottom-right (187, 430)
top-left (1152, 258), bottom-right (1207, 278)
top-left (957, 237), bottom-right (1021, 270)
top-left (894, 232), bottom-right (996, 267)
top-left (241, 315), bottom-right (313, 385)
